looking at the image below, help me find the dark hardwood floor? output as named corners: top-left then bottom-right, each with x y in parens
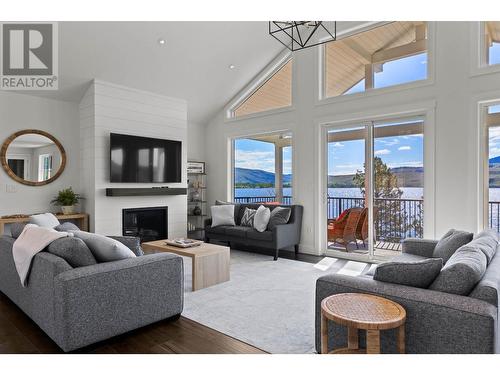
top-left (0, 245), bottom-right (319, 354)
top-left (0, 292), bottom-right (266, 354)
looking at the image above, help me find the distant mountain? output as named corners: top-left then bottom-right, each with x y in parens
top-left (328, 167), bottom-right (424, 188)
top-left (234, 168), bottom-right (292, 186)
top-left (235, 166), bottom-right (423, 188)
top-left (490, 156), bottom-right (500, 164)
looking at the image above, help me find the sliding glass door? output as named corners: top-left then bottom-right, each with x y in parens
top-left (485, 104), bottom-right (500, 232)
top-left (326, 117), bottom-right (424, 259)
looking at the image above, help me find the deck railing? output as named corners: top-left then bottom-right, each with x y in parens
top-left (327, 196), bottom-right (423, 240)
top-left (234, 196), bottom-right (293, 205)
top-left (235, 196), bottom-right (500, 240)
top-left (489, 201), bottom-right (500, 232)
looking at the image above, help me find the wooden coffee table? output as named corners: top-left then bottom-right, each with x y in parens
top-left (141, 240), bottom-right (230, 291)
top-left (321, 293), bottom-right (406, 354)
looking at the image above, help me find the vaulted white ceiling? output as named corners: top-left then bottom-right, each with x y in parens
top-left (21, 21), bottom-right (362, 124)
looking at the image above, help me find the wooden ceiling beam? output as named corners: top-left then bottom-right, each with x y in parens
top-left (371, 39), bottom-right (427, 64)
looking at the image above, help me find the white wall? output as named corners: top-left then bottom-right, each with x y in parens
top-left (0, 92), bottom-right (80, 216)
top-left (80, 80), bottom-right (188, 238)
top-left (205, 22), bottom-right (500, 255)
top-left (187, 121), bottom-right (206, 162)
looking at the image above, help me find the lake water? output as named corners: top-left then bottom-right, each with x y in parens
top-left (234, 187), bottom-right (500, 234)
top-left (234, 187), bottom-right (424, 199)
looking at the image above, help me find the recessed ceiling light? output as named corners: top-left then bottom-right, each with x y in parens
top-left (228, 64), bottom-right (235, 70)
top-left (158, 38), bottom-right (166, 45)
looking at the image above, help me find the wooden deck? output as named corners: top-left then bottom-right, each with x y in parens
top-left (327, 240), bottom-right (402, 258)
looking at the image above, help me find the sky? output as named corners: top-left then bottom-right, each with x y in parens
top-left (490, 42), bottom-right (500, 65)
top-left (344, 52), bottom-right (427, 95)
top-left (235, 138), bottom-right (292, 174)
top-left (328, 132), bottom-right (423, 176)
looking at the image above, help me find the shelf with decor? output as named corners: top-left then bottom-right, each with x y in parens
top-left (187, 161), bottom-right (207, 240)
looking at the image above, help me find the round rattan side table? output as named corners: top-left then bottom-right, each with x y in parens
top-left (320, 293), bottom-right (406, 354)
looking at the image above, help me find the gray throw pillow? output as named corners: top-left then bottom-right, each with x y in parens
top-left (47, 237), bottom-right (97, 268)
top-left (429, 246), bottom-right (487, 295)
top-left (211, 205), bottom-right (236, 227)
top-left (71, 231), bottom-right (136, 262)
top-left (240, 208), bottom-right (256, 227)
top-left (253, 205), bottom-right (271, 232)
top-left (215, 200), bottom-right (232, 205)
top-left (10, 222), bottom-right (27, 238)
top-left (374, 258), bottom-right (443, 288)
top-left (108, 236), bottom-right (144, 256)
top-left (471, 229), bottom-right (498, 264)
top-left (54, 222), bottom-right (80, 232)
top-left (29, 213), bottom-right (60, 228)
top-left (268, 206), bottom-right (292, 231)
top-left (433, 229), bottom-right (473, 263)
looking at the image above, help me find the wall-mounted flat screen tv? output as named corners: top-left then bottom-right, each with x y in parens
top-left (110, 133), bottom-right (182, 183)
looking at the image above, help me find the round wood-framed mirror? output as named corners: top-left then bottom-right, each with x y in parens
top-left (0, 129), bottom-right (66, 186)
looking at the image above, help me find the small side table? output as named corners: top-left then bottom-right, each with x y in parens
top-left (321, 293), bottom-right (406, 354)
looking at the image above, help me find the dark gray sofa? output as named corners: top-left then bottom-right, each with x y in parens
top-left (0, 234), bottom-right (184, 352)
top-left (315, 231), bottom-right (500, 354)
top-left (205, 203), bottom-right (303, 260)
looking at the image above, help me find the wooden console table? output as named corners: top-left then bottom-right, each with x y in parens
top-left (0, 213), bottom-right (89, 235)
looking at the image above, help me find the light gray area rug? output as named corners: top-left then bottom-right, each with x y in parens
top-left (181, 250), bottom-right (370, 354)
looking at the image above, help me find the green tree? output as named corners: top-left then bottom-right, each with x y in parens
top-left (353, 157), bottom-right (409, 242)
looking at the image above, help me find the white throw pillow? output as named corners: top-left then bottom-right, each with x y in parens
top-left (211, 205), bottom-right (235, 227)
top-left (253, 205), bottom-right (271, 232)
top-left (30, 213), bottom-right (60, 229)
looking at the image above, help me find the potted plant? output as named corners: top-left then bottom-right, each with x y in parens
top-left (51, 187), bottom-right (84, 215)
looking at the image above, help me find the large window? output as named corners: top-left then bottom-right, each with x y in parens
top-left (484, 22), bottom-right (500, 66)
top-left (324, 22), bottom-right (428, 98)
top-left (485, 103), bottom-right (500, 232)
top-left (326, 118), bottom-right (424, 259)
top-left (233, 133), bottom-right (292, 204)
top-left (231, 59), bottom-right (292, 118)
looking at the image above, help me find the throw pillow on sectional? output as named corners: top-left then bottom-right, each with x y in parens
top-left (373, 258), bottom-right (443, 288)
top-left (108, 236), bottom-right (144, 256)
top-left (267, 206), bottom-right (292, 231)
top-left (47, 237), bottom-right (97, 268)
top-left (240, 208), bottom-right (257, 227)
top-left (429, 246), bottom-right (487, 295)
top-left (253, 205), bottom-right (271, 232)
top-left (432, 229), bottom-right (473, 263)
top-left (210, 205), bottom-right (236, 227)
top-left (29, 213), bottom-right (60, 229)
top-left (54, 222), bottom-right (80, 232)
top-left (71, 230), bottom-right (136, 262)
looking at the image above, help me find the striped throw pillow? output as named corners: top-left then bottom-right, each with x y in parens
top-left (240, 208), bottom-right (256, 227)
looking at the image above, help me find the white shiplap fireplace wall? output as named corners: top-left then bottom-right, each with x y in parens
top-left (79, 80), bottom-right (188, 238)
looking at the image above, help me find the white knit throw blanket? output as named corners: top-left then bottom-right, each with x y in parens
top-left (12, 224), bottom-right (71, 287)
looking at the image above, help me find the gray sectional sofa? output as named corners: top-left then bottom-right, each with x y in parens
top-left (315, 230), bottom-right (500, 354)
top-left (205, 203), bottom-right (303, 260)
top-left (0, 234), bottom-right (184, 352)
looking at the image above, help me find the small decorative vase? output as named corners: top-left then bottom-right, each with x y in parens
top-left (191, 190), bottom-right (201, 202)
top-left (193, 206), bottom-right (202, 216)
top-left (61, 206), bottom-right (75, 215)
